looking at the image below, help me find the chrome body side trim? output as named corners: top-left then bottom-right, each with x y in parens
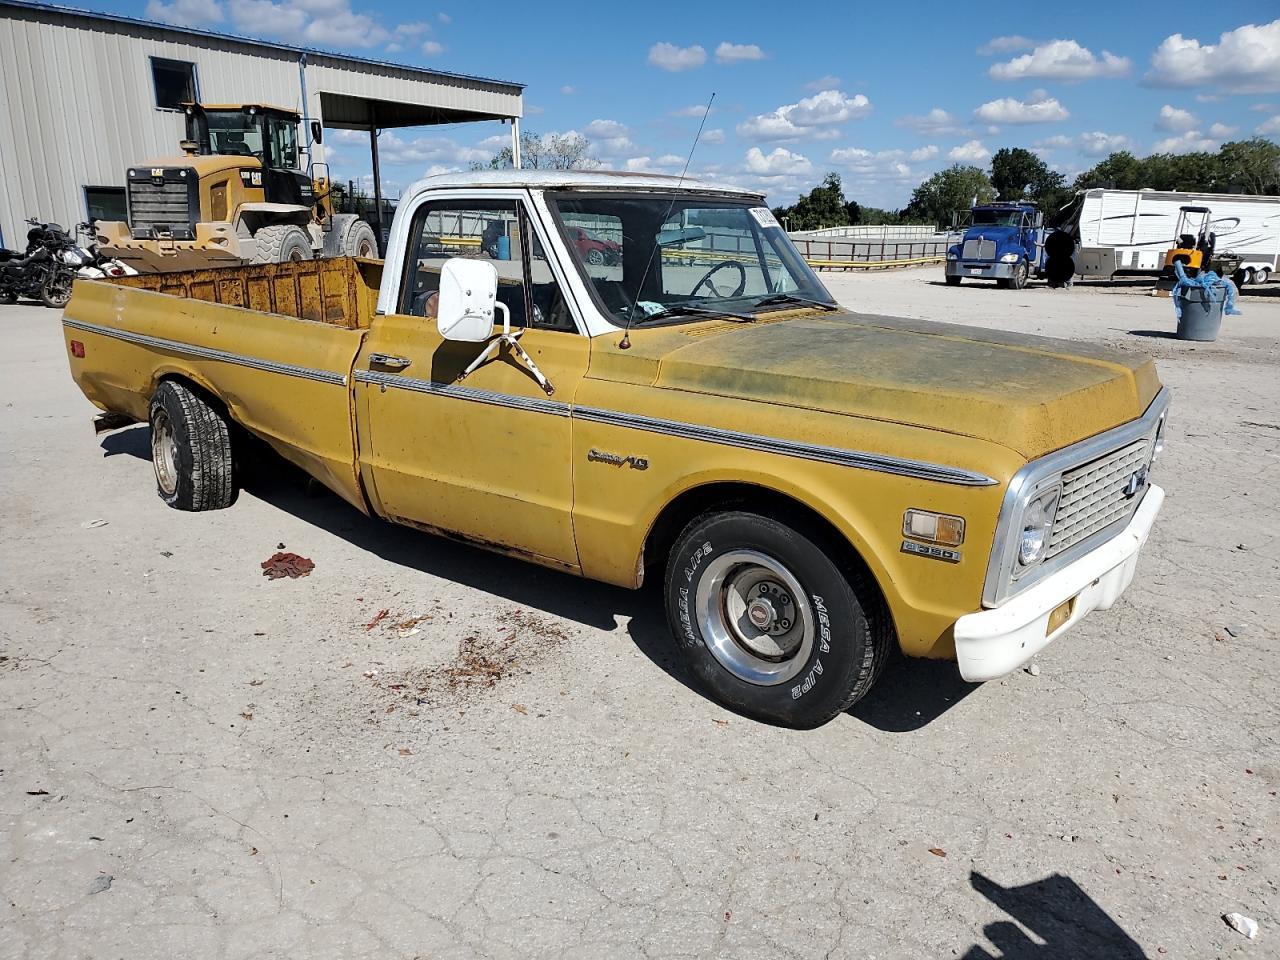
top-left (571, 404), bottom-right (997, 486)
top-left (981, 387), bottom-right (1171, 608)
top-left (63, 318), bottom-right (348, 386)
top-left (354, 368), bottom-right (570, 418)
top-left (356, 368), bottom-right (997, 487)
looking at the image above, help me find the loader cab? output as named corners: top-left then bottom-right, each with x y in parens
top-left (184, 103), bottom-right (313, 208)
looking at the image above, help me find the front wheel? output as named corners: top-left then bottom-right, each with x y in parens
top-left (1007, 259), bottom-right (1029, 290)
top-left (945, 274), bottom-right (961, 286)
top-left (664, 511), bottom-right (891, 728)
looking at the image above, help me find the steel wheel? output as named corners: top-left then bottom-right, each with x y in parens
top-left (151, 406), bottom-right (179, 497)
top-left (693, 549), bottom-right (815, 686)
top-left (586, 247), bottom-right (604, 266)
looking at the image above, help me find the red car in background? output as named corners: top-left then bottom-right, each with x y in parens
top-left (565, 226), bottom-right (621, 266)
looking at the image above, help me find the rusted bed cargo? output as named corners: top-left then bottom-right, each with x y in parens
top-left (108, 257), bottom-right (383, 329)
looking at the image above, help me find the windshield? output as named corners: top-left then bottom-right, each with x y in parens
top-left (204, 112), bottom-right (264, 160)
top-left (548, 192), bottom-right (834, 326)
top-left (971, 209), bottom-right (1026, 227)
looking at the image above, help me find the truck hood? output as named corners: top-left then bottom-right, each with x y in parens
top-left (963, 225), bottom-right (1021, 244)
top-left (618, 311), bottom-right (1161, 460)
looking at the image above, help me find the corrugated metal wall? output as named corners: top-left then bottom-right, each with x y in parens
top-left (0, 5), bottom-right (521, 248)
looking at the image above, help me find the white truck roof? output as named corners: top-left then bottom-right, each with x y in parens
top-left (400, 169), bottom-right (764, 202)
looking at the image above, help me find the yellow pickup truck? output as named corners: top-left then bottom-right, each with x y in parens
top-left (63, 170), bottom-right (1168, 728)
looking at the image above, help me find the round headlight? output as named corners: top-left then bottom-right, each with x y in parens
top-left (1018, 487), bottom-right (1060, 567)
top-left (947, 252), bottom-right (958, 260)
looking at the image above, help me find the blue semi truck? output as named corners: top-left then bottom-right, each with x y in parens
top-left (945, 201), bottom-right (1047, 289)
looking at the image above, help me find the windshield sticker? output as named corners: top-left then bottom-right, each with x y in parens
top-left (749, 207), bottom-right (781, 229)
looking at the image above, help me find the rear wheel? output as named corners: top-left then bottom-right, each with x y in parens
top-left (342, 219), bottom-right (378, 258)
top-left (0, 290), bottom-right (16, 305)
top-left (1256, 268), bottom-right (1270, 285)
top-left (664, 510), bottom-right (891, 728)
top-left (41, 270), bottom-right (73, 308)
top-left (149, 381), bottom-right (236, 511)
top-left (251, 224), bottom-right (313, 264)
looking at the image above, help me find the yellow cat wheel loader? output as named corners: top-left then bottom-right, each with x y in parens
top-left (95, 103), bottom-right (378, 273)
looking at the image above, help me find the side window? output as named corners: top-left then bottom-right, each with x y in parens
top-left (151, 57), bottom-right (197, 111)
top-left (399, 198), bottom-right (576, 332)
top-left (270, 119), bottom-right (298, 170)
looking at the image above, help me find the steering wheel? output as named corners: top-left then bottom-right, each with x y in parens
top-left (691, 260), bottom-right (747, 298)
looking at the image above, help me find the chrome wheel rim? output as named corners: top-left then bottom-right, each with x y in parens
top-left (152, 409), bottom-right (178, 496)
top-left (693, 549), bottom-right (815, 686)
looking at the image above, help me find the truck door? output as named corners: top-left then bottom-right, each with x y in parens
top-left (354, 193), bottom-right (588, 569)
top-left (262, 116), bottom-right (305, 207)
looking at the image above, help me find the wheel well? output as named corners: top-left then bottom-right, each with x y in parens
top-left (643, 482), bottom-right (890, 616)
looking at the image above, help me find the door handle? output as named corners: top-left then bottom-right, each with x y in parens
top-left (368, 353), bottom-right (412, 370)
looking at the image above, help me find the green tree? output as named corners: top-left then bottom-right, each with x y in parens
top-left (1074, 151), bottom-right (1147, 190)
top-left (990, 148), bottom-right (1057, 200)
top-left (772, 173), bottom-right (851, 231)
top-left (473, 131), bottom-right (595, 171)
top-left (1217, 138), bottom-right (1280, 194)
top-left (904, 165), bottom-right (995, 227)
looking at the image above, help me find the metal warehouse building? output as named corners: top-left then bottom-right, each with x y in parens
top-left (0, 0), bottom-right (524, 249)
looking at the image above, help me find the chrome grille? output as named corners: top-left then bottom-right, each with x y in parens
top-left (962, 238), bottom-right (995, 260)
top-left (1047, 438), bottom-right (1151, 557)
top-left (129, 181), bottom-right (192, 233)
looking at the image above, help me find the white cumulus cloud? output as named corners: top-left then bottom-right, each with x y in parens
top-left (737, 90), bottom-right (871, 141)
top-left (744, 146), bottom-right (813, 177)
top-left (949, 140), bottom-right (990, 163)
top-left (1152, 129), bottom-right (1222, 153)
top-left (1155, 105), bottom-right (1197, 131)
top-left (974, 95), bottom-right (1069, 124)
top-left (895, 108), bottom-right (969, 137)
top-left (648, 42), bottom-right (707, 72)
top-left (1257, 114), bottom-right (1280, 135)
top-left (1146, 20), bottom-right (1280, 92)
top-left (978, 35), bottom-right (1034, 55)
top-left (583, 119), bottom-right (635, 157)
top-left (421, 40), bottom-right (443, 56)
top-left (1077, 131), bottom-right (1136, 155)
top-left (146, 0), bottom-right (224, 26)
top-left (715, 42), bottom-right (766, 63)
top-left (990, 39), bottom-right (1131, 81)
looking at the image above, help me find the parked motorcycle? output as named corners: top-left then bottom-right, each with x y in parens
top-left (0, 219), bottom-right (78, 308)
top-left (71, 221), bottom-right (136, 280)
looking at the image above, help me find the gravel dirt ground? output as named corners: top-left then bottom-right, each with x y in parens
top-left (2, 270), bottom-right (1277, 959)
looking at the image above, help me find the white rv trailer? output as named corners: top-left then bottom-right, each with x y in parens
top-left (1065, 188), bottom-right (1280, 283)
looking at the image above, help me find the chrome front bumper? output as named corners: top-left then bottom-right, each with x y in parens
top-left (946, 261), bottom-right (1019, 280)
top-left (953, 485), bottom-right (1164, 682)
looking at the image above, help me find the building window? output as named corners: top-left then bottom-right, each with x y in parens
top-left (150, 57), bottom-right (197, 110)
top-left (84, 186), bottom-right (127, 223)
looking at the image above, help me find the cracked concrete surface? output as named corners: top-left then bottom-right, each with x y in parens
top-left (1, 272), bottom-right (1277, 959)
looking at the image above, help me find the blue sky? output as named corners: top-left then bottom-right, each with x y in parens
top-left (105, 0), bottom-right (1280, 206)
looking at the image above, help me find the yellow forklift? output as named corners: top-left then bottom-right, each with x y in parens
top-left (96, 103), bottom-right (377, 273)
top-left (1162, 206), bottom-right (1216, 279)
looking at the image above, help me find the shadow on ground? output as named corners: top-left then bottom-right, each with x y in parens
top-left (960, 872), bottom-right (1149, 959)
top-left (102, 424), bottom-right (975, 733)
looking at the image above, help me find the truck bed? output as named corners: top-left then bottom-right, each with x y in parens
top-left (64, 256), bottom-right (382, 510)
top-left (109, 257), bottom-right (383, 330)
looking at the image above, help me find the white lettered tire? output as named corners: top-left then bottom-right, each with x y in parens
top-left (664, 510), bottom-right (891, 728)
top-left (149, 380), bottom-right (236, 511)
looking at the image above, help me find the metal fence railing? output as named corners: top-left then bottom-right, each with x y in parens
top-left (790, 237), bottom-right (950, 270)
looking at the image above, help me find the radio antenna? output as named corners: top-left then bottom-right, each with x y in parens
top-left (618, 92), bottom-right (715, 350)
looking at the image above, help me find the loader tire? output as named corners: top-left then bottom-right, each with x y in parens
top-left (250, 224), bottom-right (313, 264)
top-left (149, 380), bottom-right (236, 511)
top-left (342, 219), bottom-right (378, 258)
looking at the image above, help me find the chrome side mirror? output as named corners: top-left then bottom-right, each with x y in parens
top-left (436, 258), bottom-right (497, 342)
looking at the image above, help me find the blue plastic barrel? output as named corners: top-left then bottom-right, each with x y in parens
top-left (496, 235), bottom-right (511, 260)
